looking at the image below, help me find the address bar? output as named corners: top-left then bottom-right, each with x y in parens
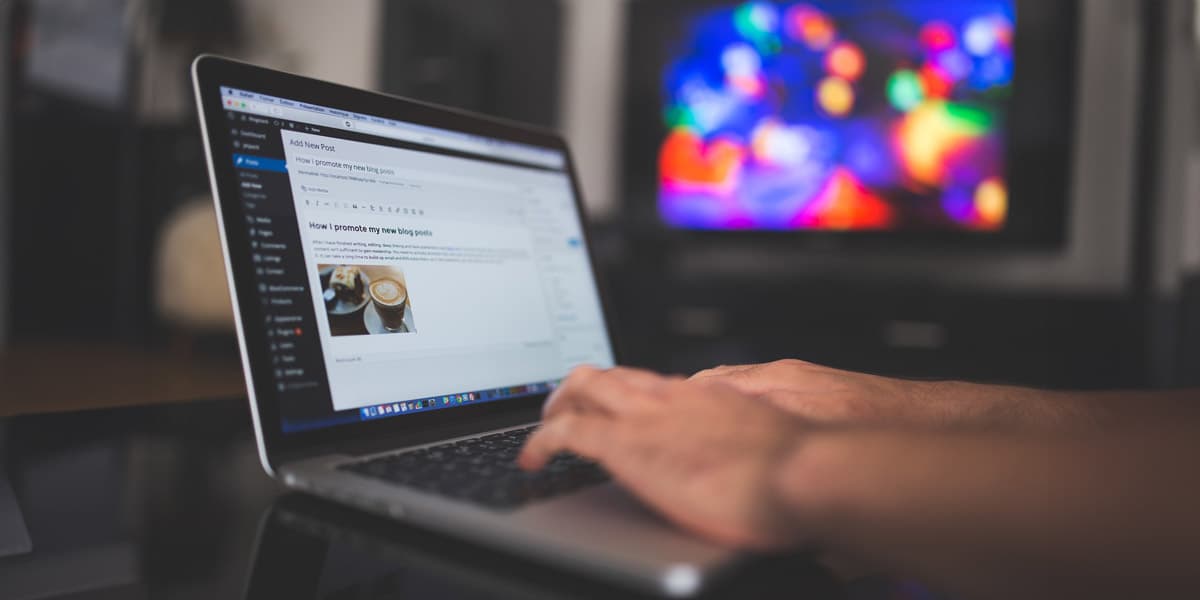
top-left (352, 121), bottom-right (492, 158)
top-left (355, 121), bottom-right (563, 169)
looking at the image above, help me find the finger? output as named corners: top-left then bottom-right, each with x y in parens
top-left (542, 366), bottom-right (674, 420)
top-left (541, 365), bottom-right (605, 418)
top-left (517, 413), bottom-right (610, 471)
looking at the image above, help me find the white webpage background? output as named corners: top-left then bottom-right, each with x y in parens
top-left (280, 129), bottom-right (614, 411)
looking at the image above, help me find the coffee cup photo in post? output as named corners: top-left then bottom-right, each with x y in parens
top-left (317, 264), bottom-right (416, 337)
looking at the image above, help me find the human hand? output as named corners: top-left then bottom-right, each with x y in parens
top-left (517, 366), bottom-right (811, 550)
top-left (690, 360), bottom-right (940, 427)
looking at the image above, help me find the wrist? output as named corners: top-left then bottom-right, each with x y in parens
top-left (769, 432), bottom-right (854, 549)
top-left (910, 379), bottom-right (1050, 429)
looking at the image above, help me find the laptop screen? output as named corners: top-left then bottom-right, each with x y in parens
top-left (217, 87), bottom-right (616, 434)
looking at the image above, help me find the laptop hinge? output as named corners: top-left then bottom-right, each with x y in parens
top-left (276, 408), bottom-right (541, 466)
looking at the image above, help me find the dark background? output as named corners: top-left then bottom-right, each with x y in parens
top-left (4, 0), bottom-right (1200, 399)
top-left (2, 1), bottom-right (1200, 598)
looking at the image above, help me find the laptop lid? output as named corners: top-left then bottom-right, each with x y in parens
top-left (192, 56), bottom-right (618, 472)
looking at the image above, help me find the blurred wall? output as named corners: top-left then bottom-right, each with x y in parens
top-left (237, 0), bottom-right (381, 90)
top-left (140, 0), bottom-right (382, 332)
top-left (1140, 0), bottom-right (1198, 383)
top-left (1151, 0), bottom-right (1200, 296)
top-left (559, 0), bottom-right (623, 219)
top-left (139, 0), bottom-right (382, 124)
top-left (1188, 153), bottom-right (1200, 274)
top-left (377, 0), bottom-right (563, 129)
top-left (1187, 2), bottom-right (1200, 278)
top-left (0, 1), bottom-right (10, 347)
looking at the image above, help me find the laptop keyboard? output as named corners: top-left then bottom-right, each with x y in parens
top-left (338, 425), bottom-right (611, 510)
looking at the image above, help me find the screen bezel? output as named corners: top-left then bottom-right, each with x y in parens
top-left (193, 55), bottom-right (621, 470)
top-left (620, 0), bottom-right (1078, 249)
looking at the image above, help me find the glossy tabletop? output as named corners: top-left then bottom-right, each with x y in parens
top-left (0, 399), bottom-right (928, 600)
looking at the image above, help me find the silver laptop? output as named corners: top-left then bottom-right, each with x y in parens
top-left (192, 56), bottom-right (740, 597)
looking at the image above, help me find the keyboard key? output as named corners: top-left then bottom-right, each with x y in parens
top-left (338, 426), bottom-right (610, 509)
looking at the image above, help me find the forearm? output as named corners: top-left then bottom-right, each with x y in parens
top-left (777, 424), bottom-right (1200, 599)
top-left (914, 381), bottom-right (1200, 432)
top-left (696, 359), bottom-right (1199, 432)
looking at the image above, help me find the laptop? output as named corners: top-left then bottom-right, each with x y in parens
top-left (192, 56), bottom-right (740, 597)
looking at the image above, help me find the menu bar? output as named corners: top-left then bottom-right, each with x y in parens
top-left (219, 87), bottom-right (565, 170)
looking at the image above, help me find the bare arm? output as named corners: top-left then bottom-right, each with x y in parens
top-left (521, 365), bottom-right (1200, 599)
top-left (692, 359), bottom-right (1200, 432)
top-left (783, 416), bottom-right (1200, 599)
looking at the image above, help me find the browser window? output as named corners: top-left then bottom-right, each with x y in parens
top-left (218, 87), bottom-right (615, 432)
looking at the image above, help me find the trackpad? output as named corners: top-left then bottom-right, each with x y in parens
top-left (511, 483), bottom-right (734, 564)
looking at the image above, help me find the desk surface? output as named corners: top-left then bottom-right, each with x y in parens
top-left (0, 342), bottom-right (246, 417)
top-left (0, 399), bottom-right (931, 599)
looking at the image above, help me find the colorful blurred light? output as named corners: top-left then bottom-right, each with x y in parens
top-left (919, 65), bottom-right (954, 99)
top-left (722, 43), bottom-right (766, 97)
top-left (887, 70), bottom-right (925, 112)
top-left (995, 21), bottom-right (1014, 49)
top-left (976, 54), bottom-right (1013, 87)
top-left (934, 48), bottom-right (973, 81)
top-left (751, 119), bottom-right (817, 167)
top-left (817, 77), bottom-right (855, 117)
top-left (722, 43), bottom-right (760, 75)
top-left (658, 1), bottom-right (1013, 232)
top-left (964, 16), bottom-right (1012, 56)
top-left (677, 79), bottom-right (741, 134)
top-left (845, 136), bottom-right (897, 187)
top-left (974, 177), bottom-right (1007, 228)
top-left (735, 2), bottom-right (781, 52)
top-left (941, 186), bottom-right (977, 224)
top-left (728, 75), bottom-right (766, 97)
top-left (945, 102), bottom-right (993, 129)
top-left (659, 128), bottom-right (746, 192)
top-left (793, 168), bottom-right (895, 230)
top-left (825, 42), bottom-right (866, 81)
top-left (785, 5), bottom-right (836, 51)
top-left (895, 101), bottom-right (991, 185)
top-left (751, 120), bottom-right (781, 162)
top-left (746, 2), bottom-right (778, 32)
top-left (919, 21), bottom-right (957, 52)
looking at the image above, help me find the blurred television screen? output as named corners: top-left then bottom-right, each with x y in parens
top-left (656, 1), bottom-right (1016, 232)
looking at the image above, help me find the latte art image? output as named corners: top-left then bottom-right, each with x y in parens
top-left (369, 277), bottom-right (409, 332)
top-left (318, 264), bottom-right (416, 337)
top-left (370, 279), bottom-right (406, 306)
